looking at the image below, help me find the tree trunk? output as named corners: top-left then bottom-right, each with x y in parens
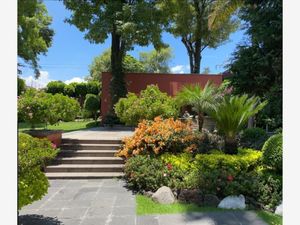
top-left (109, 27), bottom-right (127, 114)
top-left (224, 136), bottom-right (238, 154)
top-left (193, 40), bottom-right (202, 73)
top-left (198, 112), bottom-right (204, 132)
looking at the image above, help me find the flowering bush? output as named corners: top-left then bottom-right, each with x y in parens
top-left (116, 117), bottom-right (199, 158)
top-left (18, 133), bottom-right (58, 210)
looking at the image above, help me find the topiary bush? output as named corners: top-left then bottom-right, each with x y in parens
top-left (114, 85), bottom-right (179, 126)
top-left (18, 133), bottom-right (58, 210)
top-left (83, 94), bottom-right (100, 121)
top-left (262, 133), bottom-right (282, 173)
top-left (46, 81), bottom-right (66, 94)
top-left (116, 117), bottom-right (198, 158)
top-left (239, 127), bottom-right (268, 150)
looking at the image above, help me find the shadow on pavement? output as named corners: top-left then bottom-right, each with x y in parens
top-left (18, 214), bottom-right (62, 225)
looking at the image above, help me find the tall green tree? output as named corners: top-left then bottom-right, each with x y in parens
top-left (46, 81), bottom-right (66, 95)
top-left (87, 49), bottom-right (145, 82)
top-left (139, 47), bottom-right (173, 73)
top-left (18, 0), bottom-right (54, 77)
top-left (64, 0), bottom-right (167, 112)
top-left (228, 0), bottom-right (282, 129)
top-left (160, 0), bottom-right (240, 73)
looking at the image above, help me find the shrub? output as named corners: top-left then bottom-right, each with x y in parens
top-left (193, 130), bottom-right (224, 153)
top-left (256, 170), bottom-right (282, 211)
top-left (64, 84), bottom-right (75, 97)
top-left (86, 81), bottom-right (101, 95)
top-left (192, 148), bottom-right (262, 197)
top-left (46, 81), bottom-right (66, 94)
top-left (83, 94), bottom-right (100, 121)
top-left (18, 133), bottom-right (58, 210)
top-left (115, 85), bottom-right (179, 126)
top-left (116, 117), bottom-right (198, 158)
top-left (124, 155), bottom-right (185, 192)
top-left (239, 127), bottom-right (268, 150)
top-left (262, 133), bottom-right (282, 173)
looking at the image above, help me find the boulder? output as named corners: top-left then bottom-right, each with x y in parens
top-left (203, 194), bottom-right (220, 207)
top-left (218, 195), bottom-right (246, 209)
top-left (178, 189), bottom-right (203, 205)
top-left (275, 202), bottom-right (282, 216)
top-left (152, 186), bottom-right (175, 204)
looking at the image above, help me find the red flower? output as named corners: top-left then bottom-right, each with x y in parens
top-left (166, 163), bottom-right (172, 171)
top-left (51, 143), bottom-right (57, 149)
top-left (227, 175), bottom-right (234, 182)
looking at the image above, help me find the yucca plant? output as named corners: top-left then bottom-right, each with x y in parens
top-left (211, 94), bottom-right (267, 154)
top-left (176, 82), bottom-right (219, 131)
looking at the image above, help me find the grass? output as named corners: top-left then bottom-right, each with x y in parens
top-left (256, 210), bottom-right (282, 225)
top-left (18, 120), bottom-right (99, 132)
top-left (136, 194), bottom-right (230, 215)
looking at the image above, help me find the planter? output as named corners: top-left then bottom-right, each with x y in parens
top-left (24, 130), bottom-right (63, 147)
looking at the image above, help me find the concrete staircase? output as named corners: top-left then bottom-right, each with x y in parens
top-left (45, 138), bottom-right (124, 179)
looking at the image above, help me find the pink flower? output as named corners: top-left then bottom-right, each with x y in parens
top-left (227, 175), bottom-right (234, 182)
top-left (51, 143), bottom-right (57, 149)
top-left (166, 163), bottom-right (173, 171)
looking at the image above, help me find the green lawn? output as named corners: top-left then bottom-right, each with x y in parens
top-left (256, 210), bottom-right (282, 225)
top-left (136, 194), bottom-right (229, 215)
top-left (18, 120), bottom-right (99, 132)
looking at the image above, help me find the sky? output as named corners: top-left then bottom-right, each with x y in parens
top-left (19, 1), bottom-right (247, 89)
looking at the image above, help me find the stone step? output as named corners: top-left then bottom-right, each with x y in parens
top-left (62, 139), bottom-right (122, 145)
top-left (45, 164), bottom-right (124, 173)
top-left (60, 143), bottom-right (120, 150)
top-left (54, 156), bottom-right (124, 164)
top-left (59, 150), bottom-right (118, 157)
top-left (45, 172), bottom-right (124, 179)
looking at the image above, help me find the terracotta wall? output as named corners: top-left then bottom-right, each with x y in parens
top-left (101, 72), bottom-right (224, 118)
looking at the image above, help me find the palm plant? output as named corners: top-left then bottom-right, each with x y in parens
top-left (176, 82), bottom-right (219, 131)
top-left (211, 94), bottom-right (267, 154)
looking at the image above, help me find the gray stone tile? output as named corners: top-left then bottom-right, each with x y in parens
top-left (52, 189), bottom-right (79, 201)
top-left (59, 207), bottom-right (88, 220)
top-left (112, 206), bottom-right (136, 216)
top-left (90, 197), bottom-right (115, 208)
top-left (158, 214), bottom-right (186, 225)
top-left (137, 215), bottom-right (159, 225)
top-left (115, 194), bottom-right (135, 207)
top-left (80, 217), bottom-right (107, 225)
top-left (49, 180), bottom-right (69, 188)
top-left (64, 200), bottom-right (92, 209)
top-left (18, 209), bottom-right (39, 216)
top-left (21, 199), bottom-right (45, 210)
top-left (109, 216), bottom-right (136, 225)
top-left (60, 218), bottom-right (82, 225)
top-left (86, 206), bottom-right (112, 218)
top-left (40, 200), bottom-right (69, 210)
top-left (72, 188), bottom-right (98, 201)
top-left (36, 209), bottom-right (62, 218)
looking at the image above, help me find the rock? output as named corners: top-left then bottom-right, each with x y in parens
top-left (275, 202), bottom-right (282, 216)
top-left (152, 186), bottom-right (175, 204)
top-left (178, 189), bottom-right (203, 205)
top-left (203, 194), bottom-right (220, 207)
top-left (143, 191), bottom-right (154, 198)
top-left (218, 195), bottom-right (246, 209)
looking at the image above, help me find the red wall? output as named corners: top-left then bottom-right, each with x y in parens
top-left (101, 72), bottom-right (224, 118)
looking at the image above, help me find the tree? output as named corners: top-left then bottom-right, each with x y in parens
top-left (64, 84), bottom-right (75, 97)
top-left (139, 47), bottom-right (173, 73)
top-left (84, 94), bottom-right (100, 121)
top-left (46, 81), bottom-right (66, 95)
top-left (160, 0), bottom-right (240, 73)
top-left (86, 81), bottom-right (101, 95)
top-left (176, 82), bottom-right (219, 131)
top-left (202, 67), bottom-right (211, 74)
top-left (18, 77), bottom-right (26, 96)
top-left (73, 82), bottom-right (88, 107)
top-left (87, 49), bottom-right (145, 82)
top-left (228, 0), bottom-right (282, 129)
top-left (18, 0), bottom-right (54, 77)
top-left (211, 95), bottom-right (267, 154)
top-left (64, 0), bottom-right (167, 113)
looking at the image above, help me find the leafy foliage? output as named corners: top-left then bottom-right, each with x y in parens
top-left (63, 83), bottom-right (76, 97)
top-left (262, 133), bottom-right (282, 173)
top-left (18, 77), bottom-right (26, 96)
top-left (139, 47), bottom-right (173, 73)
top-left (176, 82), bottom-right (219, 131)
top-left (46, 81), bottom-right (66, 95)
top-left (83, 94), bottom-right (100, 121)
top-left (18, 133), bottom-right (58, 209)
top-left (228, 0), bottom-right (282, 128)
top-left (239, 128), bottom-right (268, 150)
top-left (211, 95), bottom-right (267, 154)
top-left (18, 0), bottom-right (54, 76)
top-left (116, 117), bottom-right (198, 158)
top-left (115, 85), bottom-right (179, 126)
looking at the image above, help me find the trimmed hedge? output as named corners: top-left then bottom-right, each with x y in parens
top-left (262, 133), bottom-right (282, 172)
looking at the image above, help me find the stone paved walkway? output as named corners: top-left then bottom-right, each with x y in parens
top-left (19, 179), bottom-right (267, 225)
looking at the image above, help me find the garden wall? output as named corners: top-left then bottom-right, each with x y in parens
top-left (101, 72), bottom-right (224, 118)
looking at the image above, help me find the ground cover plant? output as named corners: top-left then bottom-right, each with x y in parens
top-left (18, 133), bottom-right (58, 210)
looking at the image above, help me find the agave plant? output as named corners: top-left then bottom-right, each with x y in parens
top-left (176, 82), bottom-right (219, 131)
top-left (211, 94), bottom-right (267, 154)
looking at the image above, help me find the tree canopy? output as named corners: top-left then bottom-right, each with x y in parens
top-left (18, 0), bottom-right (54, 77)
top-left (228, 0), bottom-right (282, 129)
top-left (139, 47), bottom-right (173, 73)
top-left (159, 0), bottom-right (240, 73)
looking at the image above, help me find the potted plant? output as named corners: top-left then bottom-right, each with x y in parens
top-left (18, 89), bottom-right (80, 147)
